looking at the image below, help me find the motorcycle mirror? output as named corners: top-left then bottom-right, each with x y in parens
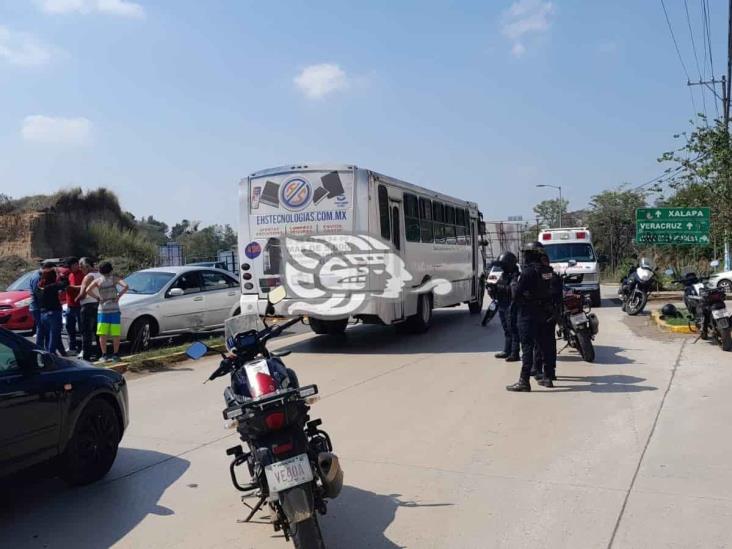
top-left (268, 285), bottom-right (287, 305)
top-left (186, 341), bottom-right (209, 360)
top-left (710, 259), bottom-right (720, 268)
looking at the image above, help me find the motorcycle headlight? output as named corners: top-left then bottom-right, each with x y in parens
top-left (14, 297), bottom-right (32, 308)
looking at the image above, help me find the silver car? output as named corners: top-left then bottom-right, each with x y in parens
top-left (119, 266), bottom-right (241, 350)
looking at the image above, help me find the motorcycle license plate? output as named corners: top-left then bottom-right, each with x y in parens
top-left (571, 313), bottom-right (588, 326)
top-left (712, 308), bottom-right (729, 320)
top-left (265, 453), bottom-right (313, 494)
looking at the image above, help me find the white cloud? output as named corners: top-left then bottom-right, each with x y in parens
top-left (37, 0), bottom-right (145, 18)
top-left (21, 115), bottom-right (93, 145)
top-left (0, 26), bottom-right (54, 66)
top-left (501, 0), bottom-right (555, 57)
top-left (294, 63), bottom-right (349, 99)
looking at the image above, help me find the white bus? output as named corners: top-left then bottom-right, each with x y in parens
top-left (238, 164), bottom-right (487, 334)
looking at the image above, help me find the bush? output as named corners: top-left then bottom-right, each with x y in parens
top-left (0, 255), bottom-right (34, 290)
top-left (88, 221), bottom-right (156, 272)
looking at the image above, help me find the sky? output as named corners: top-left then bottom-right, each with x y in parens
top-left (0, 0), bottom-right (729, 228)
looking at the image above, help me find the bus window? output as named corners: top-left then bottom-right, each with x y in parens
top-left (433, 202), bottom-right (445, 243)
top-left (378, 185), bottom-right (390, 240)
top-left (391, 206), bottom-right (401, 250)
top-left (456, 209), bottom-right (466, 244)
top-left (419, 197), bottom-right (433, 242)
top-left (445, 206), bottom-right (456, 244)
top-left (404, 193), bottom-right (420, 243)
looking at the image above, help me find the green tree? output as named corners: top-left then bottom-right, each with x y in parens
top-left (585, 187), bottom-right (647, 272)
top-left (533, 198), bottom-right (569, 228)
top-left (136, 215), bottom-right (169, 246)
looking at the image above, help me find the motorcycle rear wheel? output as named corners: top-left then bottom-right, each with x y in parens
top-left (576, 331), bottom-right (595, 363)
top-left (720, 326), bottom-right (732, 352)
top-left (291, 516), bottom-right (325, 549)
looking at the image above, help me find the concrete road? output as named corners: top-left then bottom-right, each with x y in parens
top-left (2, 287), bottom-right (731, 549)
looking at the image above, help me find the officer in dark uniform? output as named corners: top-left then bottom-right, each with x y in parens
top-left (493, 252), bottom-right (520, 361)
top-left (531, 253), bottom-right (562, 380)
top-left (506, 241), bottom-right (557, 391)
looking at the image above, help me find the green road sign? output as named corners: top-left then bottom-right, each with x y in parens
top-left (635, 207), bottom-right (710, 245)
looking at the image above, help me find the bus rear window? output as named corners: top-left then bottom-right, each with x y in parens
top-left (378, 185), bottom-right (390, 240)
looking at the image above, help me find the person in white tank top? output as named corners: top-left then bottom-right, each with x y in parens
top-left (76, 258), bottom-right (103, 360)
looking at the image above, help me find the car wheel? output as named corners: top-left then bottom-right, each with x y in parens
top-left (718, 279), bottom-right (732, 293)
top-left (60, 399), bottom-right (121, 486)
top-left (129, 317), bottom-right (153, 352)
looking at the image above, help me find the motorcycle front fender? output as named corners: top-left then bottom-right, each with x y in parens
top-left (279, 485), bottom-right (315, 525)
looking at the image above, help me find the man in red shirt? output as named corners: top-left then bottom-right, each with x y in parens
top-left (65, 257), bottom-right (85, 354)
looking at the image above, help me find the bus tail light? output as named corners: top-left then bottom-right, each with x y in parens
top-left (542, 233), bottom-right (552, 241)
top-left (576, 231), bottom-right (586, 239)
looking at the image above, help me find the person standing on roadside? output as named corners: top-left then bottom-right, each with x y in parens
top-left (28, 263), bottom-right (48, 347)
top-left (75, 257), bottom-right (102, 361)
top-left (506, 241), bottom-right (556, 392)
top-left (86, 261), bottom-right (128, 363)
top-left (36, 265), bottom-right (69, 356)
top-left (493, 252), bottom-right (520, 362)
top-left (64, 257), bottom-right (84, 354)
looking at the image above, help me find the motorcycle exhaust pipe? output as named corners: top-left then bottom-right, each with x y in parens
top-left (587, 313), bottom-right (599, 335)
top-left (318, 452), bottom-right (344, 499)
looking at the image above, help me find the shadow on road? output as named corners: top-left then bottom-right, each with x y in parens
top-left (0, 448), bottom-right (189, 549)
top-left (284, 309), bottom-right (500, 356)
top-left (551, 374), bottom-right (657, 393)
top-left (558, 345), bottom-right (637, 366)
top-left (322, 486), bottom-right (453, 548)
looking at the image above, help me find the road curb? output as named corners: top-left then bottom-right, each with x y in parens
top-left (650, 310), bottom-right (695, 334)
top-left (99, 343), bottom-right (228, 375)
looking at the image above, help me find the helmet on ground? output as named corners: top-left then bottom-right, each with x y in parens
top-left (661, 303), bottom-right (679, 318)
top-left (497, 251), bottom-right (518, 271)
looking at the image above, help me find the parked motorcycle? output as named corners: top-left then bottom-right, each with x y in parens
top-left (186, 287), bottom-right (343, 548)
top-left (557, 273), bottom-right (599, 362)
top-left (619, 257), bottom-right (657, 315)
top-left (668, 261), bottom-right (732, 352)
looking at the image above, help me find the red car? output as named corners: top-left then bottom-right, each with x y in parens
top-left (0, 271), bottom-right (36, 332)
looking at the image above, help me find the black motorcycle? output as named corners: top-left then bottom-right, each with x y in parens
top-left (557, 273), bottom-right (599, 362)
top-left (619, 257), bottom-right (657, 316)
top-left (186, 287), bottom-right (343, 548)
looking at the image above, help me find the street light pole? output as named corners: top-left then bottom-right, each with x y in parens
top-left (536, 184), bottom-right (564, 227)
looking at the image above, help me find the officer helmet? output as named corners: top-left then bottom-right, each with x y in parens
top-left (661, 303), bottom-right (679, 318)
top-left (497, 251), bottom-right (517, 271)
top-left (521, 241), bottom-right (546, 262)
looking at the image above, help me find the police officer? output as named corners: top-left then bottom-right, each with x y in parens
top-left (493, 252), bottom-right (520, 362)
top-left (531, 253), bottom-right (562, 380)
top-left (506, 241), bottom-right (557, 391)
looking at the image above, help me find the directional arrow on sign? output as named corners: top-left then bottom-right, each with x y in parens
top-left (700, 235), bottom-right (709, 243)
top-left (687, 222), bottom-right (693, 230)
top-left (655, 210), bottom-right (662, 218)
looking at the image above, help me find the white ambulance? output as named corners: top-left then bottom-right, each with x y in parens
top-left (538, 227), bottom-right (602, 307)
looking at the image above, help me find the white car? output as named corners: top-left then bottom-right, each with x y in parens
top-left (119, 266), bottom-right (241, 350)
top-left (708, 268), bottom-right (732, 293)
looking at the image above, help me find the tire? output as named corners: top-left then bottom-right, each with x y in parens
top-left (590, 290), bottom-right (602, 308)
top-left (720, 326), bottom-right (732, 352)
top-left (309, 318), bottom-right (347, 336)
top-left (468, 278), bottom-right (485, 314)
top-left (60, 399), bottom-right (121, 486)
top-left (576, 331), bottom-right (595, 363)
top-left (129, 317), bottom-right (154, 352)
top-left (718, 279), bottom-right (732, 294)
top-left (403, 293), bottom-right (433, 333)
top-left (626, 290), bottom-right (647, 316)
top-left (291, 516), bottom-right (325, 549)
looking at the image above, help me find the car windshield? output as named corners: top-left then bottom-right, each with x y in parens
top-left (124, 271), bottom-right (175, 294)
top-left (544, 243), bottom-right (595, 263)
top-left (6, 271), bottom-right (35, 291)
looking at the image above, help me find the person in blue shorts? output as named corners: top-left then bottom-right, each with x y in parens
top-left (86, 261), bottom-right (128, 363)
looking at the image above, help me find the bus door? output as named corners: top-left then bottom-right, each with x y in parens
top-left (471, 217), bottom-right (478, 299)
top-left (388, 198), bottom-right (405, 321)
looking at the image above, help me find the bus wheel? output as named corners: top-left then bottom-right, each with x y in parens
top-left (403, 293), bottom-right (433, 333)
top-left (468, 279), bottom-right (485, 314)
top-left (310, 318), bottom-right (347, 336)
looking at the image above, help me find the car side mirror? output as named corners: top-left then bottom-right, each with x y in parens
top-left (32, 350), bottom-right (53, 369)
top-left (478, 221), bottom-right (487, 236)
top-left (568, 259), bottom-right (577, 267)
top-left (168, 288), bottom-right (184, 297)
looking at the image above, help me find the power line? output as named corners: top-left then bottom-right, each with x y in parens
top-left (702, 0), bottom-right (721, 116)
top-left (684, 0), bottom-right (708, 118)
top-left (660, 0), bottom-right (698, 116)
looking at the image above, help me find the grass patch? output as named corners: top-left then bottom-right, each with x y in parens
top-left (660, 308), bottom-right (694, 326)
top-left (123, 336), bottom-right (225, 365)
